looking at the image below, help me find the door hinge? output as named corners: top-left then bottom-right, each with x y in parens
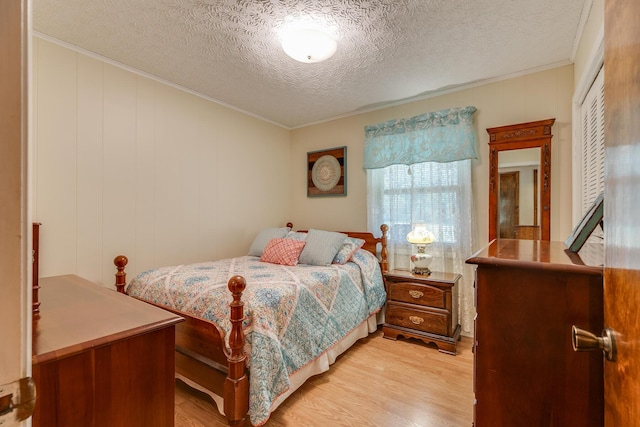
top-left (0, 377), bottom-right (36, 425)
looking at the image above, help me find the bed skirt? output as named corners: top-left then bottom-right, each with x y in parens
top-left (176, 310), bottom-right (383, 418)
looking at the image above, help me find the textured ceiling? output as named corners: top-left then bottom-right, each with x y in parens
top-left (33, 0), bottom-right (588, 128)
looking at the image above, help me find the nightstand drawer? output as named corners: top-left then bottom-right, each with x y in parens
top-left (387, 281), bottom-right (446, 308)
top-left (386, 302), bottom-right (448, 336)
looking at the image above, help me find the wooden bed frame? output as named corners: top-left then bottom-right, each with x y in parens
top-left (114, 224), bottom-right (388, 426)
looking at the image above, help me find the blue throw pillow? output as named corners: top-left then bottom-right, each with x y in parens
top-left (248, 227), bottom-right (291, 257)
top-left (298, 229), bottom-right (347, 266)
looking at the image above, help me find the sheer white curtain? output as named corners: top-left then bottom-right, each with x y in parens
top-left (367, 160), bottom-right (477, 337)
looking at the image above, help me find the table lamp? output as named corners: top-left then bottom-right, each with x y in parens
top-left (406, 222), bottom-right (435, 275)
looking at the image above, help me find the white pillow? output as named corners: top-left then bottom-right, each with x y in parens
top-left (248, 227), bottom-right (291, 257)
top-left (298, 229), bottom-right (347, 266)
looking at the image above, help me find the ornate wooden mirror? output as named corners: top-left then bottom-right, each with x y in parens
top-left (487, 118), bottom-right (555, 241)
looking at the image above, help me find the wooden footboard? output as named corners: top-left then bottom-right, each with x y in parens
top-left (112, 223), bottom-right (388, 426)
top-left (114, 256), bottom-right (249, 426)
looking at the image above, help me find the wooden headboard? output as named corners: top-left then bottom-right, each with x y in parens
top-left (289, 222), bottom-right (388, 272)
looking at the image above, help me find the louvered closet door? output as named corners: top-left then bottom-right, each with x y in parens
top-left (580, 67), bottom-right (605, 215)
top-left (579, 67), bottom-right (605, 248)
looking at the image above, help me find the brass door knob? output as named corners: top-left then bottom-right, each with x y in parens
top-left (572, 325), bottom-right (617, 362)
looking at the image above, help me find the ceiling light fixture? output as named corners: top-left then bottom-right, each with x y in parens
top-left (281, 28), bottom-right (337, 63)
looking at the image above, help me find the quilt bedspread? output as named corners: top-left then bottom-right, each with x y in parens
top-left (126, 249), bottom-right (386, 425)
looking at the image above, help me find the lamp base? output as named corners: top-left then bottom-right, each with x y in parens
top-left (410, 251), bottom-right (432, 275)
top-left (411, 266), bottom-right (431, 275)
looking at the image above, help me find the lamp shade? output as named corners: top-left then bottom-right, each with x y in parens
top-left (281, 28), bottom-right (337, 63)
top-left (406, 222), bottom-right (435, 245)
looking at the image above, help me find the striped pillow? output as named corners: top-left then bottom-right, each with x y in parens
top-left (333, 237), bottom-right (366, 264)
top-left (260, 238), bottom-right (306, 266)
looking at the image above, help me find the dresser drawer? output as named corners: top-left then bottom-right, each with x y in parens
top-left (387, 281), bottom-right (446, 308)
top-left (386, 302), bottom-right (448, 335)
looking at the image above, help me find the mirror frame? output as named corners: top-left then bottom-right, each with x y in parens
top-left (487, 118), bottom-right (556, 241)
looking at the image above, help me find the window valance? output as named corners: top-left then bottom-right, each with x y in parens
top-left (363, 106), bottom-right (478, 169)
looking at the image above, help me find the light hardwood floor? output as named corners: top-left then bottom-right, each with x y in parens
top-left (175, 329), bottom-right (474, 426)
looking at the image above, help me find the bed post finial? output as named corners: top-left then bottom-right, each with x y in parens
top-left (114, 255), bottom-right (128, 294)
top-left (380, 224), bottom-right (389, 272)
top-left (225, 275), bottom-right (249, 426)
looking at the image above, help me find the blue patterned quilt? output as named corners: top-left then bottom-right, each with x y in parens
top-left (126, 249), bottom-right (386, 426)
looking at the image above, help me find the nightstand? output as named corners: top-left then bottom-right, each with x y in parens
top-left (382, 270), bottom-right (461, 355)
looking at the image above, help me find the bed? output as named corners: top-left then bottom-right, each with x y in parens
top-left (113, 224), bottom-right (388, 426)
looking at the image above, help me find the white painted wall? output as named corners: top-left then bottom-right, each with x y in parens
top-left (290, 65), bottom-right (575, 250)
top-left (574, 0), bottom-right (604, 96)
top-left (33, 37), bottom-right (291, 287)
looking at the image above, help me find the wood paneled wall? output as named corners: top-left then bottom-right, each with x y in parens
top-left (33, 37), bottom-right (291, 286)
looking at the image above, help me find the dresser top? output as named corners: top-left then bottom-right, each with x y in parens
top-left (33, 274), bottom-right (183, 364)
top-left (384, 269), bottom-right (461, 285)
top-left (466, 239), bottom-right (603, 276)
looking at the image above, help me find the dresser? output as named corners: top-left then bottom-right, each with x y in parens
top-left (466, 240), bottom-right (604, 427)
top-left (32, 275), bottom-right (183, 427)
top-left (382, 270), bottom-right (461, 354)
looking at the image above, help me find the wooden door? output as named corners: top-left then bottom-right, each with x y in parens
top-left (603, 0), bottom-right (640, 424)
top-left (0, 0), bottom-right (32, 425)
top-left (498, 172), bottom-right (519, 238)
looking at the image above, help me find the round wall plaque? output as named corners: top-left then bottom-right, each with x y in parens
top-left (311, 155), bottom-right (341, 192)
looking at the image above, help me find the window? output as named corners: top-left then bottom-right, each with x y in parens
top-left (367, 159), bottom-right (474, 261)
top-left (378, 162), bottom-right (464, 246)
top-left (367, 159), bottom-right (475, 336)
top-left (364, 106), bottom-right (478, 337)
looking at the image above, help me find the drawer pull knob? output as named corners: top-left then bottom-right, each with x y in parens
top-left (408, 290), bottom-right (423, 299)
top-left (409, 316), bottom-right (424, 325)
